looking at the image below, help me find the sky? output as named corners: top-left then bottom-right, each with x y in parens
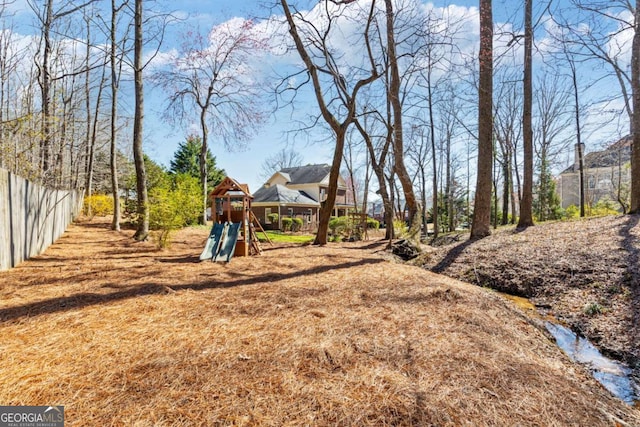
top-left (2, 0), bottom-right (633, 197)
top-left (145, 0), bottom-right (481, 194)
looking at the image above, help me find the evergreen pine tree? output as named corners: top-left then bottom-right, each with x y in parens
top-left (170, 135), bottom-right (225, 190)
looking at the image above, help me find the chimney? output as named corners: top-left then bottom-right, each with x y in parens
top-left (574, 143), bottom-right (585, 170)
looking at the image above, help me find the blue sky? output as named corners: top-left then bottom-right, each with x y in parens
top-left (147, 0), bottom-right (483, 194)
top-left (144, 0), bottom-right (587, 195)
top-left (2, 0), bottom-right (631, 196)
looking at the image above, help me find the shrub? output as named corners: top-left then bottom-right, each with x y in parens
top-left (147, 174), bottom-right (202, 249)
top-left (292, 217), bottom-right (303, 232)
top-left (267, 213), bottom-right (279, 224)
top-left (366, 217), bottom-right (380, 230)
top-left (328, 216), bottom-right (349, 236)
top-left (393, 219), bottom-right (408, 237)
top-left (171, 173), bottom-right (202, 226)
top-left (328, 215), bottom-right (380, 240)
top-left (583, 302), bottom-right (603, 316)
top-left (84, 194), bottom-right (115, 217)
top-left (564, 205), bottom-right (580, 219)
top-left (281, 217), bottom-right (293, 232)
top-left (590, 197), bottom-right (619, 216)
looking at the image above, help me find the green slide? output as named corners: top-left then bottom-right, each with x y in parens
top-left (214, 222), bottom-right (240, 263)
top-left (199, 222), bottom-right (227, 261)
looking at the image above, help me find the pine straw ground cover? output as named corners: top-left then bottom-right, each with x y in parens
top-left (0, 218), bottom-right (638, 426)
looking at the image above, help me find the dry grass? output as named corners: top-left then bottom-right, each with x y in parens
top-left (0, 217), bottom-right (638, 426)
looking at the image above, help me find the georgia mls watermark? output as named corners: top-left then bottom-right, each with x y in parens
top-left (0, 406), bottom-right (64, 427)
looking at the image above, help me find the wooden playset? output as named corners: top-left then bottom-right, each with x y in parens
top-left (200, 177), bottom-right (270, 262)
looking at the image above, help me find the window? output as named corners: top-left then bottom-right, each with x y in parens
top-left (588, 175), bottom-right (596, 189)
top-left (265, 208), bottom-right (272, 224)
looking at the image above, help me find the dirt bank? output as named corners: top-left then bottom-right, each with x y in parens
top-left (418, 215), bottom-right (640, 374)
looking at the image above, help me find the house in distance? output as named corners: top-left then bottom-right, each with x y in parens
top-left (252, 164), bottom-right (350, 231)
top-left (557, 135), bottom-right (631, 210)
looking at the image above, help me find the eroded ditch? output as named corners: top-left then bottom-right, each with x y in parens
top-left (500, 293), bottom-right (639, 406)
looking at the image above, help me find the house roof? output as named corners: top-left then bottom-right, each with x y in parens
top-left (208, 176), bottom-right (252, 198)
top-left (561, 135), bottom-right (632, 174)
top-left (279, 164), bottom-right (331, 184)
top-left (253, 184), bottom-right (319, 205)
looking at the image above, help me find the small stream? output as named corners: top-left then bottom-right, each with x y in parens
top-left (545, 322), bottom-right (638, 406)
top-left (499, 293), bottom-right (638, 406)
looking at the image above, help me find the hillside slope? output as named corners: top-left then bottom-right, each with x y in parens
top-left (419, 214), bottom-right (640, 373)
top-left (0, 217), bottom-right (637, 425)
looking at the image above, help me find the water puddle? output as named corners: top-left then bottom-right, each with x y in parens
top-left (545, 321), bottom-right (638, 405)
top-left (496, 291), bottom-right (638, 406)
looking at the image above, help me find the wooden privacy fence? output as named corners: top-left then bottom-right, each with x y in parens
top-left (0, 168), bottom-right (84, 271)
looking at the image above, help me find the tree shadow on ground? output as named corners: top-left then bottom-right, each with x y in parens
top-left (430, 239), bottom-right (475, 274)
top-left (0, 258), bottom-right (385, 323)
top-left (618, 214), bottom-right (640, 365)
top-left (341, 240), bottom-right (389, 251)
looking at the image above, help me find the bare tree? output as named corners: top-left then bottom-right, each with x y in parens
top-left (28, 0), bottom-right (99, 184)
top-left (131, 0), bottom-right (148, 240)
top-left (258, 148), bottom-right (303, 183)
top-left (471, 0), bottom-right (493, 239)
top-left (556, 1), bottom-right (635, 134)
top-left (109, 0), bottom-right (129, 231)
top-left (279, 0), bottom-right (380, 245)
top-left (493, 76), bottom-right (521, 226)
top-left (533, 74), bottom-right (572, 220)
top-left (406, 124), bottom-right (430, 234)
top-left (383, 0), bottom-right (421, 241)
top-left (154, 19), bottom-right (267, 224)
top-left (518, 0), bottom-right (534, 228)
top-left (354, 108), bottom-right (395, 240)
top-left (632, 0), bottom-right (640, 213)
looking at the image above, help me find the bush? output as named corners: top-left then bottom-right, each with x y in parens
top-left (84, 194), bottom-right (115, 217)
top-left (564, 205), bottom-right (580, 219)
top-left (267, 213), bottom-right (279, 224)
top-left (328, 215), bottom-right (379, 240)
top-left (393, 219), bottom-right (408, 237)
top-left (590, 197), bottom-right (619, 216)
top-left (366, 217), bottom-right (380, 230)
top-left (148, 173), bottom-right (202, 248)
top-left (292, 217), bottom-right (303, 232)
top-left (328, 216), bottom-right (349, 236)
top-left (583, 302), bottom-right (603, 316)
top-left (281, 217), bottom-right (293, 232)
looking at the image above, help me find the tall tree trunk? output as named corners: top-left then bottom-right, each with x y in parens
top-left (518, 0), bottom-right (534, 228)
top-left (361, 150), bottom-right (370, 215)
top-left (630, 0), bottom-right (640, 213)
top-left (445, 133), bottom-right (453, 232)
top-left (502, 154), bottom-right (510, 225)
top-left (84, 19), bottom-right (94, 206)
top-left (132, 0), bottom-right (148, 241)
top-left (354, 119), bottom-right (394, 241)
top-left (280, 0), bottom-right (379, 244)
top-left (316, 128), bottom-right (347, 244)
top-left (40, 0), bottom-right (53, 183)
top-left (385, 0), bottom-right (421, 241)
top-left (427, 68), bottom-right (438, 239)
top-left (568, 59), bottom-right (586, 217)
top-left (110, 0), bottom-right (121, 231)
top-left (345, 140), bottom-right (359, 213)
top-left (199, 103), bottom-right (210, 225)
top-left (471, 0), bottom-right (493, 240)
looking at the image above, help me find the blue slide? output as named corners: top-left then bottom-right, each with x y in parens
top-left (199, 222), bottom-right (227, 261)
top-left (214, 222), bottom-right (241, 262)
